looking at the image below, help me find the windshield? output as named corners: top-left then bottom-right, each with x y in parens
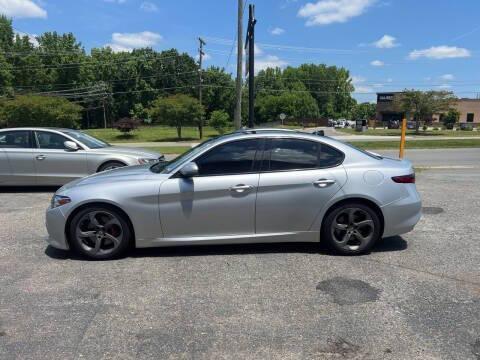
top-left (62, 130), bottom-right (110, 149)
top-left (150, 137), bottom-right (219, 174)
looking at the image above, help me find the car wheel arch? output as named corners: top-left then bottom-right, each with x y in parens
top-left (96, 160), bottom-right (127, 173)
top-left (320, 197), bottom-right (385, 239)
top-left (64, 201), bottom-right (136, 249)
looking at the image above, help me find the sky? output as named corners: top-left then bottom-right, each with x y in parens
top-left (3, 0), bottom-right (480, 102)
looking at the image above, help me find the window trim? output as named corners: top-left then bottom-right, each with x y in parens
top-left (173, 138), bottom-right (264, 178)
top-left (0, 130), bottom-right (34, 149)
top-left (260, 137), bottom-right (345, 173)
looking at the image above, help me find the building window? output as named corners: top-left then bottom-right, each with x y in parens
top-left (467, 113), bottom-right (474, 122)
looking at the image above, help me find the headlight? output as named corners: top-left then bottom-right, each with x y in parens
top-left (51, 195), bottom-right (71, 208)
top-left (138, 158), bottom-right (158, 165)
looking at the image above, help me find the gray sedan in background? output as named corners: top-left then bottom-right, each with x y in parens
top-left (46, 129), bottom-right (422, 259)
top-left (0, 127), bottom-right (164, 186)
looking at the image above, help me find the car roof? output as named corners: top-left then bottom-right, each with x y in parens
top-left (0, 127), bottom-right (74, 132)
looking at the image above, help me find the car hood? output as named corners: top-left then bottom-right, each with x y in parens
top-left (59, 164), bottom-right (169, 191)
top-left (88, 146), bottom-right (163, 159)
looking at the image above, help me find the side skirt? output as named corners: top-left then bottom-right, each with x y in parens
top-left (137, 231), bottom-right (319, 248)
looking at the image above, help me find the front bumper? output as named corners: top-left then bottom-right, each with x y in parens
top-left (381, 186), bottom-right (422, 238)
top-left (45, 206), bottom-right (69, 250)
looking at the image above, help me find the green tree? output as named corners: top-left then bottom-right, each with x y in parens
top-left (148, 94), bottom-right (204, 139)
top-left (353, 102), bottom-right (376, 120)
top-left (202, 67), bottom-right (235, 117)
top-left (209, 110), bottom-right (230, 134)
top-left (396, 90), bottom-right (457, 133)
top-left (442, 108), bottom-right (460, 129)
top-left (256, 90), bottom-right (319, 124)
top-left (0, 95), bottom-right (82, 128)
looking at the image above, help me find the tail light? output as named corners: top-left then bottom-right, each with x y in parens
top-left (392, 174), bottom-right (415, 184)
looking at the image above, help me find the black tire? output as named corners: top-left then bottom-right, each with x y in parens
top-left (69, 205), bottom-right (132, 260)
top-left (322, 202), bottom-right (381, 255)
top-left (98, 161), bottom-right (126, 172)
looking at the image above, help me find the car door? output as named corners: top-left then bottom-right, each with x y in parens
top-left (33, 130), bottom-right (88, 185)
top-left (0, 130), bottom-right (36, 185)
top-left (159, 138), bottom-right (262, 240)
top-left (255, 138), bottom-right (347, 235)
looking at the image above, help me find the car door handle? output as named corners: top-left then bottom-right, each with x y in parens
top-left (313, 179), bottom-right (336, 188)
top-left (230, 184), bottom-right (254, 193)
top-left (36, 155), bottom-right (46, 161)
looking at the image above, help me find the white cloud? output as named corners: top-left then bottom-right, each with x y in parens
top-left (408, 46), bottom-right (471, 60)
top-left (104, 0), bottom-right (127, 3)
top-left (0, 0), bottom-right (47, 18)
top-left (105, 31), bottom-right (162, 52)
top-left (298, 0), bottom-right (376, 26)
top-left (440, 74), bottom-right (455, 81)
top-left (14, 30), bottom-right (39, 47)
top-left (437, 84), bottom-right (452, 89)
top-left (105, 43), bottom-right (133, 53)
top-left (255, 55), bottom-right (288, 72)
top-left (386, 78), bottom-right (393, 83)
top-left (351, 76), bottom-right (373, 93)
top-left (195, 53), bottom-right (211, 62)
top-left (373, 34), bottom-right (398, 48)
top-left (270, 27), bottom-right (285, 35)
top-left (370, 60), bottom-right (384, 67)
top-left (140, 1), bottom-right (158, 12)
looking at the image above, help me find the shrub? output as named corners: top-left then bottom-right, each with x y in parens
top-left (113, 117), bottom-right (141, 135)
top-left (209, 110), bottom-right (230, 135)
top-left (0, 95), bottom-right (82, 128)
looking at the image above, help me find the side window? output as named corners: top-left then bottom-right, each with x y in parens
top-left (0, 131), bottom-right (31, 149)
top-left (319, 143), bottom-right (344, 168)
top-left (266, 139), bottom-right (344, 171)
top-left (35, 131), bottom-right (69, 150)
top-left (268, 138), bottom-right (319, 171)
top-left (195, 139), bottom-right (259, 176)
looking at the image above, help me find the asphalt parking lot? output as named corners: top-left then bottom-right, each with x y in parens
top-left (0, 169), bottom-right (479, 360)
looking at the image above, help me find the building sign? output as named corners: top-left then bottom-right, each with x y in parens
top-left (378, 93), bottom-right (394, 102)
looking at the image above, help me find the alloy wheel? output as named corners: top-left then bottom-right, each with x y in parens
top-left (330, 207), bottom-right (375, 251)
top-left (75, 211), bottom-right (124, 256)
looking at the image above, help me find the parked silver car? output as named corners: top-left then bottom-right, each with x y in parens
top-left (0, 127), bottom-right (164, 186)
top-left (46, 129), bottom-right (422, 259)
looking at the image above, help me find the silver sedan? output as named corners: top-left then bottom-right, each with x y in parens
top-left (0, 127), bottom-right (164, 186)
top-left (45, 129), bottom-right (422, 259)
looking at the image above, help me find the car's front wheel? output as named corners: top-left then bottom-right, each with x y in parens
top-left (98, 161), bottom-right (126, 172)
top-left (69, 206), bottom-right (132, 260)
top-left (322, 203), bottom-right (381, 255)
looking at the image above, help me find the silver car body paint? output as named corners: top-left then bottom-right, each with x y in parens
top-left (45, 130), bottom-right (422, 250)
top-left (0, 127), bottom-right (163, 185)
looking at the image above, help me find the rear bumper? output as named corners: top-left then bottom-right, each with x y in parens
top-left (381, 188), bottom-right (422, 238)
top-left (45, 206), bottom-right (69, 250)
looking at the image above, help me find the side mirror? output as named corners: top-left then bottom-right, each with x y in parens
top-left (179, 162), bottom-right (199, 178)
top-left (64, 141), bottom-right (79, 151)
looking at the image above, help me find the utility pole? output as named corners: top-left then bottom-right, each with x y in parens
top-left (234, 0), bottom-right (244, 130)
top-left (245, 4), bottom-right (257, 129)
top-left (102, 99), bottom-right (107, 129)
top-left (198, 37), bottom-right (206, 138)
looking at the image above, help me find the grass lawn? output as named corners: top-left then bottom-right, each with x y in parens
top-left (149, 146), bottom-right (192, 155)
top-left (337, 128), bottom-right (480, 137)
top-left (350, 138), bottom-right (480, 150)
top-left (85, 126), bottom-right (227, 143)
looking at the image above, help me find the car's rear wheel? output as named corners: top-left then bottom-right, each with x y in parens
top-left (322, 203), bottom-right (381, 255)
top-left (98, 161), bottom-right (126, 172)
top-left (69, 206), bottom-right (132, 260)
